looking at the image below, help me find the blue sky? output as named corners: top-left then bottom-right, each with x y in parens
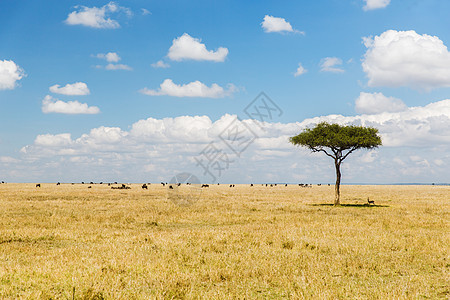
top-left (1, 0), bottom-right (450, 183)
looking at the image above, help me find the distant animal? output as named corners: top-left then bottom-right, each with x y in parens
top-left (328, 184), bottom-right (331, 186)
top-left (161, 182), bottom-right (166, 186)
top-left (177, 183), bottom-right (181, 186)
top-left (90, 182), bottom-right (94, 185)
top-left (88, 186), bottom-right (92, 189)
top-left (100, 182), bottom-right (103, 185)
top-left (81, 182), bottom-right (84, 184)
top-left (111, 184), bottom-right (131, 190)
top-left (285, 184), bottom-right (287, 187)
top-left (270, 184), bottom-right (273, 187)
top-left (367, 197), bottom-right (375, 205)
top-left (169, 185), bottom-right (173, 189)
top-left (142, 184), bottom-right (148, 189)
top-left (202, 184), bottom-right (209, 188)
top-left (36, 184), bottom-right (41, 188)
top-left (230, 184), bottom-right (233, 187)
top-left (265, 184), bottom-right (268, 187)
top-left (56, 182), bottom-right (60, 186)
top-left (250, 184), bottom-right (253, 187)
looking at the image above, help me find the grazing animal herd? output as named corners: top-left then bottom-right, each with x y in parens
top-left (1, 181), bottom-right (333, 188)
top-left (3, 181), bottom-right (377, 204)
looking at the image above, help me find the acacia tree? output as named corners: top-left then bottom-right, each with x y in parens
top-left (290, 122), bottom-right (382, 205)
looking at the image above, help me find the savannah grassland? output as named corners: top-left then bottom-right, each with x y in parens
top-left (0, 183), bottom-right (448, 299)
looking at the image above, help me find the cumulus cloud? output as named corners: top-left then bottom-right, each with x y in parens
top-left (151, 60), bottom-right (170, 68)
top-left (0, 60), bottom-right (25, 90)
top-left (94, 52), bottom-right (131, 70)
top-left (294, 63), bottom-right (307, 77)
top-left (355, 92), bottom-right (407, 114)
top-left (41, 95), bottom-right (100, 114)
top-left (65, 2), bottom-right (131, 29)
top-left (96, 52), bottom-right (121, 63)
top-left (261, 15), bottom-right (303, 34)
top-left (139, 79), bottom-right (236, 98)
top-left (17, 98), bottom-right (450, 183)
top-left (300, 99), bottom-right (450, 147)
top-left (320, 57), bottom-right (344, 73)
top-left (363, 0), bottom-right (390, 11)
top-left (362, 30), bottom-right (450, 90)
top-left (167, 33), bottom-right (228, 62)
top-left (49, 82), bottom-right (90, 95)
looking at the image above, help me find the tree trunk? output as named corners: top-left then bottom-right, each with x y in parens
top-left (334, 160), bottom-right (341, 206)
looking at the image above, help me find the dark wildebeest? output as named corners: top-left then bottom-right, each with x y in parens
top-left (250, 184), bottom-right (253, 187)
top-left (56, 182), bottom-right (60, 186)
top-left (88, 186), bottom-right (92, 189)
top-left (142, 184), bottom-right (148, 189)
top-left (202, 184), bottom-right (209, 188)
top-left (169, 185), bottom-right (173, 189)
top-left (36, 184), bottom-right (41, 188)
top-left (285, 184), bottom-right (287, 187)
top-left (161, 182), bottom-right (166, 187)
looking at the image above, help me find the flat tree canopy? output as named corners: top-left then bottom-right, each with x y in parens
top-left (290, 122), bottom-right (382, 205)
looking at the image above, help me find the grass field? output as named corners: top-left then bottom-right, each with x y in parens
top-left (0, 183), bottom-right (448, 299)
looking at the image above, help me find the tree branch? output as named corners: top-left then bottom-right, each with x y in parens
top-left (341, 147), bottom-right (358, 162)
top-left (311, 147), bottom-right (335, 159)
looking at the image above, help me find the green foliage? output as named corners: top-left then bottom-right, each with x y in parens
top-left (290, 122), bottom-right (382, 162)
top-left (290, 122), bottom-right (381, 151)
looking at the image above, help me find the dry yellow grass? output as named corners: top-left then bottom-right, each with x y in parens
top-left (0, 183), bottom-right (448, 299)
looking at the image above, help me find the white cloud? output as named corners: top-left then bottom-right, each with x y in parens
top-left (0, 156), bottom-right (19, 163)
top-left (41, 95), bottom-right (100, 114)
top-left (49, 82), bottom-right (90, 96)
top-left (299, 99), bottom-right (450, 147)
top-left (96, 52), bottom-right (121, 63)
top-left (362, 30), bottom-right (450, 90)
top-left (261, 15), bottom-right (301, 34)
top-left (65, 2), bottom-right (131, 29)
top-left (167, 33), bottom-right (228, 62)
top-left (13, 99), bottom-right (450, 183)
top-left (105, 63), bottom-right (132, 71)
top-left (151, 60), bottom-right (170, 68)
top-left (363, 0), bottom-right (390, 11)
top-left (294, 63), bottom-right (307, 77)
top-left (141, 8), bottom-right (151, 16)
top-left (35, 133), bottom-right (73, 147)
top-left (94, 52), bottom-right (131, 70)
top-left (0, 60), bottom-right (25, 90)
top-left (355, 92), bottom-right (407, 114)
top-left (320, 57), bottom-right (344, 73)
top-left (139, 79), bottom-right (236, 98)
